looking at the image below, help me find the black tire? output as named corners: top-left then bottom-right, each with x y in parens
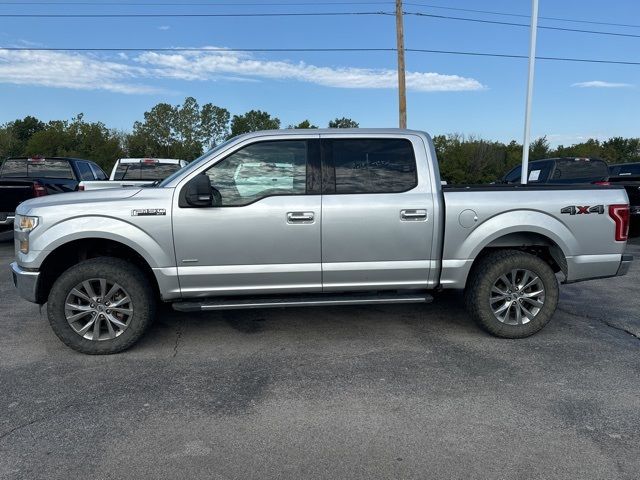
top-left (464, 249), bottom-right (559, 338)
top-left (47, 257), bottom-right (156, 354)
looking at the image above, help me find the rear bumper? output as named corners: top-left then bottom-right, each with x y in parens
top-left (10, 262), bottom-right (40, 303)
top-left (616, 254), bottom-right (633, 277)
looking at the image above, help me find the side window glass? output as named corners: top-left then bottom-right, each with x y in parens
top-left (205, 140), bottom-right (307, 206)
top-left (504, 165), bottom-right (522, 183)
top-left (330, 139), bottom-right (417, 194)
top-left (77, 162), bottom-right (94, 181)
top-left (90, 163), bottom-right (108, 180)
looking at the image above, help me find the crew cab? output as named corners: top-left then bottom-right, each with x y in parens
top-left (10, 130), bottom-right (632, 354)
top-left (0, 156), bottom-right (107, 232)
top-left (501, 157), bottom-right (609, 185)
top-left (79, 157), bottom-right (188, 190)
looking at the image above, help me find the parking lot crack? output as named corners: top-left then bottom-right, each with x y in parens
top-left (172, 323), bottom-right (184, 358)
top-left (557, 305), bottom-right (640, 342)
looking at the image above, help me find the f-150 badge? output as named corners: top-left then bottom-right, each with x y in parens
top-left (131, 208), bottom-right (166, 216)
top-left (560, 205), bottom-right (604, 215)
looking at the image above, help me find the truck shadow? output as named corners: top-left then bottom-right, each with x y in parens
top-left (141, 290), bottom-right (480, 350)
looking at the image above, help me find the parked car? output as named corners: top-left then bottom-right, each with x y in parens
top-left (0, 156), bottom-right (107, 232)
top-left (608, 162), bottom-right (640, 237)
top-left (11, 129), bottom-right (631, 354)
top-left (79, 158), bottom-right (188, 190)
top-left (501, 157), bottom-right (610, 185)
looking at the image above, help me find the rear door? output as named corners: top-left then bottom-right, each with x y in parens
top-left (319, 134), bottom-right (436, 291)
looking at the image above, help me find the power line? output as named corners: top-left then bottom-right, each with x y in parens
top-left (0, 1), bottom-right (392, 4)
top-left (2, 46), bottom-right (639, 66)
top-left (2, 9), bottom-right (639, 41)
top-left (406, 12), bottom-right (640, 39)
top-left (405, 2), bottom-right (640, 29)
top-left (0, 11), bottom-right (391, 17)
top-left (2, 1), bottom-right (638, 30)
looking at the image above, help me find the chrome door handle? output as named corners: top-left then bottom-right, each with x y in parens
top-left (287, 211), bottom-right (315, 224)
top-left (400, 209), bottom-right (427, 221)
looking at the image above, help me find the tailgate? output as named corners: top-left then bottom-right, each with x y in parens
top-left (0, 179), bottom-right (33, 213)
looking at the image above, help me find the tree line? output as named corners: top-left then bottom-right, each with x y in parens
top-left (0, 96), bottom-right (638, 183)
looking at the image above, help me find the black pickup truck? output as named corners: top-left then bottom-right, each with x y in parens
top-left (0, 157), bottom-right (107, 232)
top-left (608, 162), bottom-right (640, 237)
top-left (501, 157), bottom-right (610, 185)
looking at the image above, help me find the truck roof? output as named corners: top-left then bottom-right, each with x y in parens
top-left (237, 128), bottom-right (428, 137)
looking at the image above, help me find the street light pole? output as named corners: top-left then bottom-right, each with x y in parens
top-left (396, 0), bottom-right (407, 129)
top-left (521, 0), bottom-right (539, 185)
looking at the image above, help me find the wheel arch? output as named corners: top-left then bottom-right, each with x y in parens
top-left (36, 237), bottom-right (161, 304)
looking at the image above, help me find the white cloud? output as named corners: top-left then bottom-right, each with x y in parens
top-left (0, 46), bottom-right (485, 94)
top-left (571, 80), bottom-right (634, 88)
top-left (157, 25), bottom-right (171, 31)
top-left (136, 49), bottom-right (485, 92)
top-left (0, 49), bottom-right (161, 94)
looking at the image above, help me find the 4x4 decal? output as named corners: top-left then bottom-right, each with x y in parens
top-left (561, 205), bottom-right (604, 215)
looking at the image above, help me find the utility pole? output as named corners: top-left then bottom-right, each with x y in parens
top-left (521, 0), bottom-right (539, 184)
top-left (396, 0), bottom-right (407, 129)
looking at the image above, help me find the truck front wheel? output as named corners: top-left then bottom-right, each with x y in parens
top-left (47, 257), bottom-right (156, 354)
top-left (465, 250), bottom-right (559, 338)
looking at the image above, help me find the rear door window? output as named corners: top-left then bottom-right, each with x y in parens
top-left (324, 138), bottom-right (417, 194)
top-left (0, 158), bottom-right (74, 179)
top-left (76, 162), bottom-right (95, 181)
top-left (503, 161), bottom-right (551, 184)
top-left (89, 163), bottom-right (108, 180)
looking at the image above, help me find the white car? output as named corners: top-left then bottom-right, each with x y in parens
top-left (79, 158), bottom-right (188, 190)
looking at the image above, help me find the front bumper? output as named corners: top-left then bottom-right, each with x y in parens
top-left (616, 254), bottom-right (633, 277)
top-left (0, 212), bottom-right (15, 227)
top-left (10, 262), bottom-right (40, 303)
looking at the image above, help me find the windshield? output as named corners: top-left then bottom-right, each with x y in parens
top-left (157, 139), bottom-right (236, 187)
top-left (114, 162), bottom-right (183, 181)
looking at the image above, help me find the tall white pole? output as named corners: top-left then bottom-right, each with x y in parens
top-left (521, 0), bottom-right (539, 185)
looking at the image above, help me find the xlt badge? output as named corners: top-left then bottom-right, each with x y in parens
top-left (131, 208), bottom-right (166, 216)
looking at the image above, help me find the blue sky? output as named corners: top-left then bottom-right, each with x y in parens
top-left (0, 0), bottom-right (638, 145)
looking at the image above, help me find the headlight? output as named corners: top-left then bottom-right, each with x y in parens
top-left (18, 215), bottom-right (39, 232)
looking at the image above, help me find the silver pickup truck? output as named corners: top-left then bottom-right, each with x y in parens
top-left (10, 129), bottom-right (632, 354)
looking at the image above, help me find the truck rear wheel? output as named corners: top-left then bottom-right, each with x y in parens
top-left (464, 250), bottom-right (559, 338)
top-left (47, 257), bottom-right (155, 354)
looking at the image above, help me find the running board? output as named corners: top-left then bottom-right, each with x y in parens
top-left (172, 291), bottom-right (433, 312)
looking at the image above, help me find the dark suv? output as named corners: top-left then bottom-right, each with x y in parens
top-left (0, 156), bottom-right (107, 232)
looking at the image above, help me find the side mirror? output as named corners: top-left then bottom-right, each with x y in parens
top-left (182, 174), bottom-right (217, 207)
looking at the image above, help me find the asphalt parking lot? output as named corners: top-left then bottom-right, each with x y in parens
top-left (1, 233), bottom-right (639, 480)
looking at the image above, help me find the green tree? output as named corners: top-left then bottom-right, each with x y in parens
top-left (328, 117), bottom-right (359, 128)
top-left (200, 103), bottom-right (230, 148)
top-left (229, 110), bottom-right (280, 138)
top-left (0, 116), bottom-right (46, 159)
top-left (24, 114), bottom-right (124, 170)
top-left (287, 120), bottom-right (318, 129)
top-left (529, 136), bottom-right (550, 160)
top-left (127, 97), bottom-right (231, 159)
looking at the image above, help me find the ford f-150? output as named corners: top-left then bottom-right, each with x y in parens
top-left (10, 129), bottom-right (632, 354)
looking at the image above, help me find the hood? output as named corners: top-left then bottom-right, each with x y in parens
top-left (17, 188), bottom-right (141, 215)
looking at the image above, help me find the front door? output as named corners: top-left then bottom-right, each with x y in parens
top-left (320, 136), bottom-right (436, 291)
top-left (173, 139), bottom-right (322, 297)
